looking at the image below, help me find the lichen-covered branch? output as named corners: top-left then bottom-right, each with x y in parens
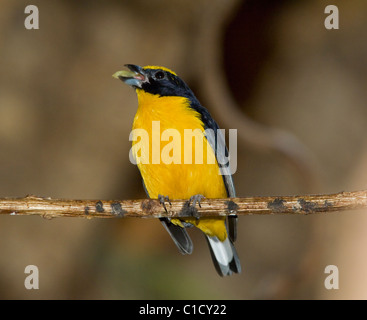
top-left (0, 191), bottom-right (366, 220)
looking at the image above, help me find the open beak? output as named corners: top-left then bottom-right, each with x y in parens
top-left (112, 64), bottom-right (147, 88)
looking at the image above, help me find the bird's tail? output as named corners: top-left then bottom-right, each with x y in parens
top-left (205, 235), bottom-right (241, 276)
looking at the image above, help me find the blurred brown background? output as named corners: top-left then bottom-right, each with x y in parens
top-left (1, 0), bottom-right (367, 299)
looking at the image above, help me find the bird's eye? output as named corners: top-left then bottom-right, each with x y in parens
top-left (154, 71), bottom-right (165, 80)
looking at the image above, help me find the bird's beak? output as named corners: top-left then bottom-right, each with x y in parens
top-left (113, 64), bottom-right (147, 88)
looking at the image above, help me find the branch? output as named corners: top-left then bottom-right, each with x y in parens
top-left (0, 191), bottom-right (366, 219)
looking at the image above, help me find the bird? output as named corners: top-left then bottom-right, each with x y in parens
top-left (113, 64), bottom-right (241, 276)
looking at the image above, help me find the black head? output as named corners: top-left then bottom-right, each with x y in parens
top-left (114, 64), bottom-right (197, 100)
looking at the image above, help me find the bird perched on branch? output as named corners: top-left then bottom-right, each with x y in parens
top-left (113, 64), bottom-right (241, 276)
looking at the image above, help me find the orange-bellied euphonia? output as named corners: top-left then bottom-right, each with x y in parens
top-left (113, 64), bottom-right (241, 276)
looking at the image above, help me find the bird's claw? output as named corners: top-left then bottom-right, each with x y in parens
top-left (158, 194), bottom-right (171, 213)
top-left (188, 194), bottom-right (205, 220)
top-left (189, 194), bottom-right (205, 209)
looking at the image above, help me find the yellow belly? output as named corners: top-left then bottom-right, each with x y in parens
top-left (131, 91), bottom-right (228, 240)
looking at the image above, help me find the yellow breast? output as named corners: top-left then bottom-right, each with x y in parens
top-left (131, 90), bottom-right (228, 241)
top-left (131, 90), bottom-right (227, 200)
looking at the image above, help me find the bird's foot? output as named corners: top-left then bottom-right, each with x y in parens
top-left (158, 194), bottom-right (172, 213)
top-left (189, 194), bottom-right (205, 209)
top-left (186, 194), bottom-right (205, 220)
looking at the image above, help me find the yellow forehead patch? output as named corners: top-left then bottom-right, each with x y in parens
top-left (143, 65), bottom-right (177, 76)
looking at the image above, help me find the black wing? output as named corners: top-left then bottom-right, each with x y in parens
top-left (189, 100), bottom-right (238, 242)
